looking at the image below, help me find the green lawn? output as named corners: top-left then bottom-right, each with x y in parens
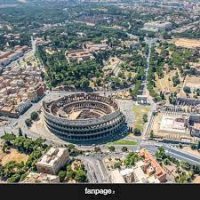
top-left (107, 139), bottom-right (138, 146)
top-left (132, 105), bottom-right (151, 131)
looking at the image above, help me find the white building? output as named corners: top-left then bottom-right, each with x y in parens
top-left (137, 95), bottom-right (148, 105)
top-left (36, 147), bottom-right (69, 175)
top-left (120, 168), bottom-right (134, 183)
top-left (22, 172), bottom-right (60, 183)
top-left (111, 160), bottom-right (161, 183)
top-left (143, 21), bottom-right (172, 32)
top-left (110, 169), bottom-right (126, 183)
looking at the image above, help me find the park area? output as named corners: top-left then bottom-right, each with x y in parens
top-left (184, 75), bottom-right (200, 90)
top-left (107, 139), bottom-right (138, 146)
top-left (132, 105), bottom-right (150, 131)
top-left (179, 75), bottom-right (200, 98)
top-left (155, 70), bottom-right (183, 94)
top-left (174, 38), bottom-right (200, 49)
top-left (0, 148), bottom-right (29, 166)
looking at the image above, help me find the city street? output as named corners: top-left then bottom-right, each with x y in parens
top-left (77, 155), bottom-right (110, 183)
top-left (140, 141), bottom-right (200, 166)
top-left (0, 89), bottom-right (200, 168)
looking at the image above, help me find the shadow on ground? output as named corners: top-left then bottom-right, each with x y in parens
top-left (56, 125), bottom-right (129, 146)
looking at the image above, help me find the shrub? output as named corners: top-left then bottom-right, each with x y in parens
top-left (30, 112), bottom-right (39, 121)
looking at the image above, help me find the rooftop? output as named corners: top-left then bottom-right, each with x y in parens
top-left (139, 149), bottom-right (167, 181)
top-left (193, 123), bottom-right (200, 130)
top-left (111, 169), bottom-right (126, 183)
top-left (37, 147), bottom-right (68, 167)
top-left (22, 172), bottom-right (60, 183)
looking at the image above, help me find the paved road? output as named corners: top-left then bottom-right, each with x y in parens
top-left (140, 141), bottom-right (200, 166)
top-left (143, 37), bottom-right (157, 97)
top-left (143, 103), bottom-right (157, 139)
top-left (0, 90), bottom-right (132, 144)
top-left (0, 98), bottom-right (43, 137)
top-left (77, 155), bottom-right (110, 183)
top-left (1, 89), bottom-right (200, 168)
top-left (116, 99), bottom-right (135, 127)
top-left (164, 146), bottom-right (200, 166)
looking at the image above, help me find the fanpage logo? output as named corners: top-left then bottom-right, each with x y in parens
top-left (85, 187), bottom-right (115, 196)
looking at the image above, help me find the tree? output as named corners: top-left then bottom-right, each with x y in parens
top-left (1, 161), bottom-right (18, 179)
top-left (128, 72), bottom-right (132, 81)
top-left (0, 133), bottom-right (48, 182)
top-left (23, 138), bottom-right (35, 153)
top-left (181, 162), bottom-right (191, 171)
top-left (121, 146), bottom-right (128, 152)
top-left (74, 169), bottom-right (87, 182)
top-left (108, 146), bottom-right (115, 152)
top-left (198, 141), bottom-right (200, 150)
top-left (80, 78), bottom-right (90, 89)
top-left (94, 146), bottom-right (101, 153)
top-left (18, 128), bottom-right (23, 136)
top-left (163, 158), bottom-right (170, 165)
top-left (66, 166), bottom-right (75, 180)
top-left (130, 80), bottom-right (142, 97)
top-left (25, 119), bottom-right (32, 127)
top-left (1, 133), bottom-right (16, 145)
top-left (192, 165), bottom-right (200, 174)
top-left (67, 144), bottom-right (75, 152)
top-left (30, 112), bottom-right (39, 121)
top-left (7, 174), bottom-right (21, 183)
top-left (183, 86), bottom-right (191, 94)
top-left (160, 91), bottom-right (165, 100)
top-left (2, 143), bottom-right (9, 153)
top-left (191, 144), bottom-right (197, 150)
top-left (172, 74), bottom-right (180, 87)
top-left (176, 173), bottom-right (190, 184)
top-left (114, 162), bottom-right (121, 169)
top-left (13, 136), bottom-right (26, 152)
top-left (34, 137), bottom-right (46, 148)
top-left (133, 128), bottom-right (141, 136)
top-left (196, 89), bottom-right (200, 96)
top-left (155, 147), bottom-right (167, 161)
top-left (58, 170), bottom-right (66, 182)
top-left (143, 114), bottom-right (148, 123)
top-left (124, 152), bottom-right (140, 167)
top-left (150, 130), bottom-right (154, 139)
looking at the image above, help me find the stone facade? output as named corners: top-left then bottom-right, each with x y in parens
top-left (43, 93), bottom-right (126, 143)
top-left (36, 147), bottom-right (69, 175)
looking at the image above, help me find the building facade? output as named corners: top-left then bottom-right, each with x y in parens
top-left (22, 172), bottom-right (60, 183)
top-left (36, 147), bottom-right (69, 175)
top-left (43, 93), bottom-right (126, 143)
top-left (188, 114), bottom-right (200, 137)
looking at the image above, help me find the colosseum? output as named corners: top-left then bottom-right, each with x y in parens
top-left (43, 93), bottom-right (127, 143)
